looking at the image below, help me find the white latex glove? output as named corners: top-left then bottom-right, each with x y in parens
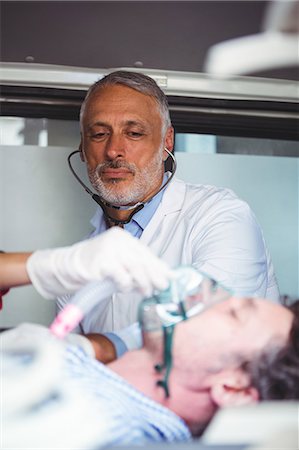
top-left (26, 227), bottom-right (173, 299)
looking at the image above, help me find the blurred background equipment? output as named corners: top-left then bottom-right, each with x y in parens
top-left (204, 1), bottom-right (299, 76)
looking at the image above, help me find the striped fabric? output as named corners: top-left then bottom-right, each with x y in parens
top-left (64, 346), bottom-right (192, 447)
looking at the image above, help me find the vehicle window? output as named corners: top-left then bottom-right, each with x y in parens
top-left (175, 132), bottom-right (298, 157)
top-left (2, 118), bottom-right (298, 158)
top-left (0, 117), bottom-right (80, 148)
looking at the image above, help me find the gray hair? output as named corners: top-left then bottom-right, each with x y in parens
top-left (80, 70), bottom-right (171, 133)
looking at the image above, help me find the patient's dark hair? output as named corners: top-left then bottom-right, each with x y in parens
top-left (194, 300), bottom-right (299, 438)
top-left (247, 299), bottom-right (299, 400)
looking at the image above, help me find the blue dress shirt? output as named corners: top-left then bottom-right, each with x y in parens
top-left (90, 175), bottom-right (169, 356)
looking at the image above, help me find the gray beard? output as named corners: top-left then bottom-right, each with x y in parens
top-left (88, 148), bottom-right (164, 206)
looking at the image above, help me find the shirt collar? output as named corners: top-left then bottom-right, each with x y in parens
top-left (90, 173), bottom-right (170, 235)
top-left (130, 181), bottom-right (165, 231)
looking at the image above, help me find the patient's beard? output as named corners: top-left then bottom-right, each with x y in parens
top-left (88, 146), bottom-right (164, 206)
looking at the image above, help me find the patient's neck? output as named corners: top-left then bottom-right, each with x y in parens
top-left (108, 349), bottom-right (166, 403)
top-left (108, 349), bottom-right (215, 435)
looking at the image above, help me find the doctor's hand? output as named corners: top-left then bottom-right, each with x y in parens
top-left (26, 227), bottom-right (173, 299)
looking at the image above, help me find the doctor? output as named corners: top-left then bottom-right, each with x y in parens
top-left (58, 70), bottom-right (279, 350)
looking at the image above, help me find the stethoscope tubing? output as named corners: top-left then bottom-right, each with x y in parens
top-left (67, 148), bottom-right (177, 224)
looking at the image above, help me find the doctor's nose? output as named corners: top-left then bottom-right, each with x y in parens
top-left (104, 135), bottom-right (126, 160)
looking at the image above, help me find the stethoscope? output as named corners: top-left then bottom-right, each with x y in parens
top-left (67, 148), bottom-right (177, 226)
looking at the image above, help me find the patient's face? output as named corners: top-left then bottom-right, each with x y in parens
top-left (173, 297), bottom-right (293, 377)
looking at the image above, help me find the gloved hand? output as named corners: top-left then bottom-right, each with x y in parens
top-left (26, 227), bottom-right (173, 299)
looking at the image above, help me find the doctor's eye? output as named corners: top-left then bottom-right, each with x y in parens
top-left (90, 132), bottom-right (109, 141)
top-left (127, 131), bottom-right (144, 138)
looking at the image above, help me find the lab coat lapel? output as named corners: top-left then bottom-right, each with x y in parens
top-left (140, 177), bottom-right (186, 247)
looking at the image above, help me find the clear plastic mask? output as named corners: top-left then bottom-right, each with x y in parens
top-left (138, 266), bottom-right (232, 397)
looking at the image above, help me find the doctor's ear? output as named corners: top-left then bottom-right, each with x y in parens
top-left (79, 142), bottom-right (85, 162)
top-left (164, 126), bottom-right (174, 153)
top-left (209, 369), bottom-right (259, 407)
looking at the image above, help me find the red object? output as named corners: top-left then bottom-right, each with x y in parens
top-left (0, 288), bottom-right (10, 310)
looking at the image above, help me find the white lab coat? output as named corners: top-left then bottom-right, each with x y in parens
top-left (57, 177), bottom-right (279, 334)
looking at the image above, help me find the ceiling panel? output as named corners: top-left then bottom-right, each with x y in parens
top-left (0, 1), bottom-right (297, 80)
top-left (0, 1), bottom-right (266, 70)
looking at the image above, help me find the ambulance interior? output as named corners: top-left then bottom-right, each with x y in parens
top-left (0, 1), bottom-right (298, 449)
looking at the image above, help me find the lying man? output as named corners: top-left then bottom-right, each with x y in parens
top-left (2, 269), bottom-right (298, 449)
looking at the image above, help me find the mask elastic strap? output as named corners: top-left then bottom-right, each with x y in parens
top-left (155, 324), bottom-right (175, 398)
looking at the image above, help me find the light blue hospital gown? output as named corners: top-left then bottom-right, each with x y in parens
top-left (64, 346), bottom-right (192, 447)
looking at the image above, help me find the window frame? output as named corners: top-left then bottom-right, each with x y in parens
top-left (1, 64), bottom-right (298, 142)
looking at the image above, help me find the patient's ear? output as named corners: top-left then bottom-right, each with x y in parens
top-left (210, 369), bottom-right (259, 407)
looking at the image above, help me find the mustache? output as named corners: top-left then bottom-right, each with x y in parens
top-left (95, 160), bottom-right (136, 176)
